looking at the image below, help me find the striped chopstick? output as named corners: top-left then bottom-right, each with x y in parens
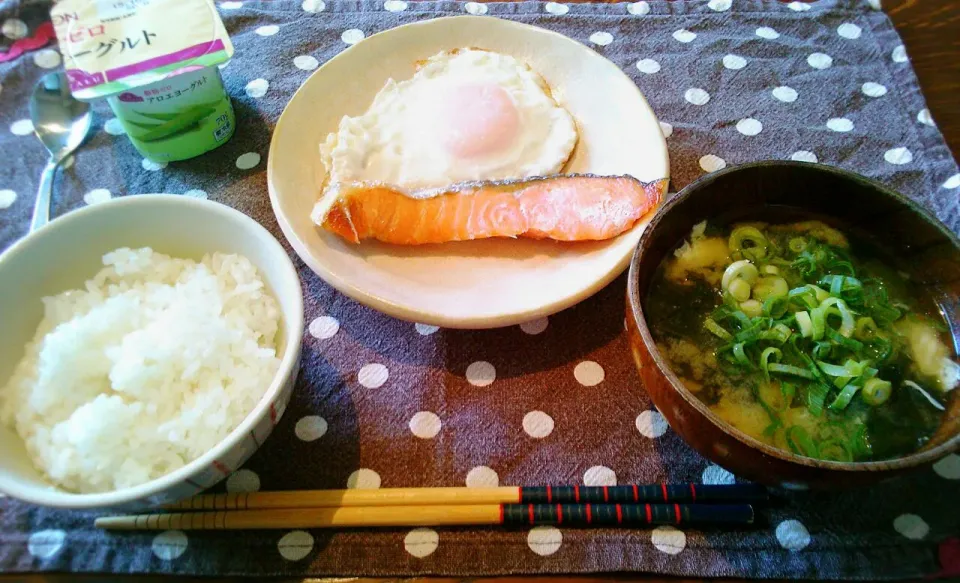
top-left (163, 483), bottom-right (768, 511)
top-left (96, 502), bottom-right (755, 531)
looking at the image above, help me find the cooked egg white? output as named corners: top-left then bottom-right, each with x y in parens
top-left (319, 48), bottom-right (579, 197)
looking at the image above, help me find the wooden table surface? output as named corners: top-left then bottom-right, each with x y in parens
top-left (6, 1), bottom-right (958, 582)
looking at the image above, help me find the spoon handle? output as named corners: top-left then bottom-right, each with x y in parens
top-left (30, 159), bottom-right (59, 232)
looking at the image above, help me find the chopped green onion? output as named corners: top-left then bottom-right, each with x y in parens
top-left (810, 306), bottom-right (826, 340)
top-left (729, 278), bottom-right (751, 302)
top-left (862, 378), bottom-right (892, 406)
top-left (704, 318), bottom-right (732, 340)
top-left (786, 426), bottom-right (818, 457)
top-left (763, 265), bottom-right (780, 275)
top-left (796, 311), bottom-right (813, 338)
top-left (826, 328), bottom-right (863, 352)
top-left (819, 439), bottom-right (853, 462)
top-left (732, 342), bottom-right (752, 367)
top-left (781, 382), bottom-right (797, 410)
top-left (828, 383), bottom-right (861, 410)
top-left (855, 317), bottom-right (878, 338)
top-left (730, 226), bottom-right (769, 261)
top-left (722, 260), bottom-right (759, 291)
top-left (740, 299), bottom-right (763, 318)
top-left (753, 277), bottom-right (789, 302)
top-left (806, 383), bottom-right (831, 415)
top-left (788, 237), bottom-right (808, 253)
top-left (767, 363), bottom-right (815, 379)
top-left (820, 297), bottom-right (855, 337)
top-left (761, 347), bottom-right (783, 381)
top-left (763, 295), bottom-right (789, 319)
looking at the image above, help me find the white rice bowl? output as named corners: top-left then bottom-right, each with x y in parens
top-left (0, 247), bottom-right (281, 494)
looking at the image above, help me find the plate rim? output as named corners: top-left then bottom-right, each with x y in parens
top-left (267, 14), bottom-right (670, 329)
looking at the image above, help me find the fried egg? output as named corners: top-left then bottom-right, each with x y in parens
top-left (319, 48), bottom-right (579, 197)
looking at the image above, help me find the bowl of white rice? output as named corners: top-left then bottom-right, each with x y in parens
top-left (0, 195), bottom-right (304, 509)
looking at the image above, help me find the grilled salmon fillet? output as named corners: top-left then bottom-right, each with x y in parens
top-left (312, 175), bottom-right (667, 245)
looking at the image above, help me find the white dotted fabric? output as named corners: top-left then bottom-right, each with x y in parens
top-left (0, 1), bottom-right (957, 580)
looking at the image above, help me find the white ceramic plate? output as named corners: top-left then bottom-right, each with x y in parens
top-left (268, 16), bottom-right (669, 329)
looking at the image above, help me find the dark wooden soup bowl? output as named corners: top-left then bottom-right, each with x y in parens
top-left (625, 161), bottom-right (960, 490)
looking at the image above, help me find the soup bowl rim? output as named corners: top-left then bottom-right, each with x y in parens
top-left (627, 160), bottom-right (960, 472)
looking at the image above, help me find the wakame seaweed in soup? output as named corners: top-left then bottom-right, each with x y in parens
top-left (646, 218), bottom-right (958, 462)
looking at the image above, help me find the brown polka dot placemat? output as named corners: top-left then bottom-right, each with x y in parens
top-left (1, 0), bottom-right (959, 579)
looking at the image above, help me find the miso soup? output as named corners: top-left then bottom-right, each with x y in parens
top-left (645, 217), bottom-right (957, 462)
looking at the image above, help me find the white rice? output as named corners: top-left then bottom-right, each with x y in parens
top-left (0, 247), bottom-right (281, 493)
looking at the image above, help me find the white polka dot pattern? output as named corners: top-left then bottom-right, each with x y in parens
top-left (626, 1), bottom-right (650, 15)
top-left (776, 520), bottom-right (810, 551)
top-left (589, 32), bottom-right (614, 46)
top-left (933, 454), bottom-right (960, 479)
top-left (826, 118), bottom-right (854, 132)
top-left (544, 2), bottom-right (569, 15)
top-left (294, 55), bottom-right (319, 70)
top-left (861, 82), bottom-right (887, 97)
top-left (699, 154), bottom-right (726, 173)
top-left (736, 118), bottom-right (762, 136)
top-left (707, 0), bottom-right (730, 11)
top-left (2, 18), bottom-right (27, 39)
top-left (415, 323), bottom-right (440, 335)
top-left (384, 0), bottom-right (407, 12)
top-left (409, 411), bottom-right (442, 439)
top-left (33, 49), bottom-right (61, 69)
top-left (837, 23), bottom-right (862, 39)
top-left (466, 361), bottom-right (496, 386)
top-left (527, 526), bottom-right (562, 556)
top-left (341, 28), bottom-right (364, 44)
top-left (893, 514), bottom-right (928, 540)
top-left (404, 528), bottom-right (439, 557)
top-left (10, 119), bottom-right (33, 136)
top-left (466, 466), bottom-right (499, 487)
top-left (943, 174), bottom-right (960, 189)
top-left (27, 530), bottom-right (66, 559)
top-left (256, 25), bottom-right (279, 36)
top-left (301, 0), bottom-right (325, 12)
top-left (672, 29), bottom-right (696, 43)
top-left (245, 79), bottom-right (269, 98)
top-left (722, 54), bottom-right (747, 70)
top-left (659, 121), bottom-right (673, 138)
top-left (309, 316), bottom-right (340, 339)
top-left (636, 58), bottom-right (661, 74)
top-left (917, 108), bottom-right (935, 126)
top-left (807, 52), bottom-right (833, 69)
top-left (142, 159), bottom-right (167, 172)
top-left (684, 88), bottom-right (710, 106)
top-left (226, 469), bottom-right (261, 493)
top-left (277, 530), bottom-right (314, 561)
top-left (651, 526), bottom-right (686, 554)
top-left (636, 410), bottom-right (669, 437)
top-left (0, 189), bottom-right (16, 209)
top-left (347, 469), bottom-right (381, 489)
top-left (791, 150), bottom-right (818, 163)
top-left (702, 465), bottom-right (735, 485)
top-left (755, 27), bottom-right (779, 40)
top-left (772, 86), bottom-right (798, 103)
top-left (358, 363), bottom-right (389, 388)
top-left (463, 2), bottom-right (487, 15)
top-left (884, 147), bottom-right (913, 165)
top-left (583, 465), bottom-right (616, 486)
top-left (523, 411), bottom-right (554, 438)
top-left (152, 530), bottom-right (188, 560)
top-left (83, 189), bottom-right (112, 205)
top-left (104, 118), bottom-right (126, 135)
top-left (519, 317), bottom-right (548, 335)
top-left (295, 415), bottom-right (328, 441)
top-left (573, 361), bottom-right (604, 386)
top-left (236, 152), bottom-right (261, 169)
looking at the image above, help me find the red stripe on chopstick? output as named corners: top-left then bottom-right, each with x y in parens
top-left (514, 487), bottom-right (522, 503)
top-left (690, 483), bottom-right (697, 502)
top-left (645, 503), bottom-right (652, 523)
top-left (603, 486), bottom-right (609, 502)
top-left (675, 503), bottom-right (681, 525)
top-left (586, 504), bottom-right (593, 524)
top-left (632, 484), bottom-right (639, 502)
top-left (528, 504), bottom-right (534, 524)
top-left (547, 485), bottom-right (552, 503)
top-left (616, 504), bottom-right (623, 525)
top-left (575, 485), bottom-right (580, 502)
top-left (557, 504), bottom-right (563, 525)
top-left (661, 483), bottom-right (668, 501)
top-left (499, 504), bottom-right (504, 524)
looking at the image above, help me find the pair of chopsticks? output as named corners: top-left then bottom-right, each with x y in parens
top-left (95, 483), bottom-right (766, 531)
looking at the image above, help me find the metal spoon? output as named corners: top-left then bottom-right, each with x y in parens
top-left (28, 71), bottom-right (92, 232)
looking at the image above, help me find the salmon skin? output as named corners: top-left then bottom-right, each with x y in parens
top-left (312, 174), bottom-right (667, 246)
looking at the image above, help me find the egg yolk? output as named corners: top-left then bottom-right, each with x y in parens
top-left (430, 82), bottom-right (519, 159)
